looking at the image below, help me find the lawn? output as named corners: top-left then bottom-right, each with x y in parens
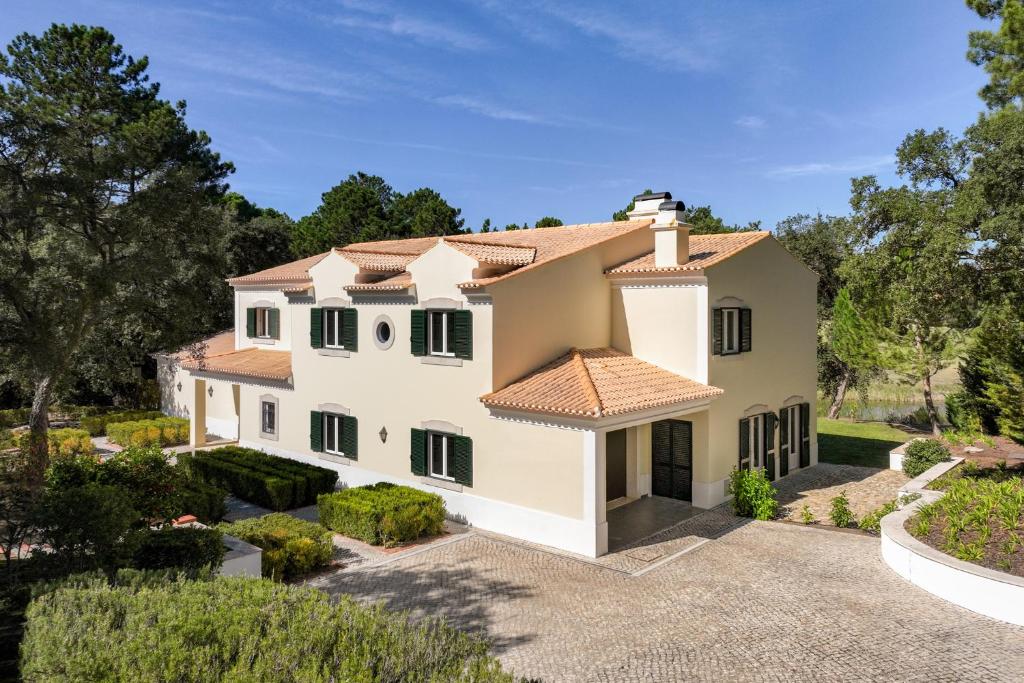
top-left (817, 418), bottom-right (913, 469)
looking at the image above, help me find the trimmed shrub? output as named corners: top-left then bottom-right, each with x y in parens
top-left (178, 480), bottom-right (228, 523)
top-left (20, 572), bottom-right (518, 681)
top-left (902, 439), bottom-right (951, 478)
top-left (18, 428), bottom-right (94, 458)
top-left (182, 447), bottom-right (337, 511)
top-left (218, 513), bottom-right (333, 580)
top-left (132, 527), bottom-right (225, 575)
top-left (727, 468), bottom-right (778, 520)
top-left (107, 417), bottom-right (189, 447)
top-left (81, 410), bottom-right (164, 436)
top-left (318, 483), bottom-right (446, 546)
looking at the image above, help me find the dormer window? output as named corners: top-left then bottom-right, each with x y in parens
top-left (246, 306), bottom-right (279, 340)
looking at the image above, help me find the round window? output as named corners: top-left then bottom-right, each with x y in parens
top-left (373, 315), bottom-right (395, 350)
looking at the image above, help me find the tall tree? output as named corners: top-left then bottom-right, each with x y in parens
top-left (829, 289), bottom-right (881, 418)
top-left (966, 0), bottom-right (1024, 109)
top-left (291, 173), bottom-right (393, 255)
top-left (221, 193), bottom-right (295, 277)
top-left (0, 24), bottom-right (231, 476)
top-left (387, 187), bottom-right (465, 239)
top-left (534, 216), bottom-right (563, 228)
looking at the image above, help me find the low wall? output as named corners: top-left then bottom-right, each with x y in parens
top-left (880, 458), bottom-right (1024, 626)
top-left (220, 533), bottom-right (262, 578)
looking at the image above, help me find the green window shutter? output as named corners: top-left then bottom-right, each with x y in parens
top-left (341, 307), bottom-right (358, 351)
top-left (738, 417), bottom-right (750, 470)
top-left (779, 407), bottom-right (790, 475)
top-left (740, 308), bottom-right (752, 353)
top-left (712, 308), bottom-right (723, 356)
top-left (341, 414), bottom-right (358, 459)
top-left (268, 308), bottom-right (280, 339)
top-left (410, 310), bottom-right (427, 356)
top-left (454, 435), bottom-right (473, 487)
top-left (246, 308), bottom-right (256, 338)
top-left (310, 308), bottom-right (323, 349)
top-left (410, 428), bottom-right (427, 476)
top-left (764, 412), bottom-right (776, 481)
top-left (309, 410), bottom-right (323, 452)
top-left (799, 402), bottom-right (811, 468)
top-left (454, 309), bottom-right (473, 360)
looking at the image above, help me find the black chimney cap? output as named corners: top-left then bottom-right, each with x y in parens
top-left (658, 200), bottom-right (686, 212)
top-left (633, 191), bottom-right (671, 202)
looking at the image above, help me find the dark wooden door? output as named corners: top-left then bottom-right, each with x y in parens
top-left (651, 420), bottom-right (693, 501)
top-left (606, 429), bottom-right (627, 501)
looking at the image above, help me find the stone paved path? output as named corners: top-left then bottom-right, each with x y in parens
top-left (313, 515), bottom-right (1024, 682)
top-left (774, 462), bottom-right (909, 527)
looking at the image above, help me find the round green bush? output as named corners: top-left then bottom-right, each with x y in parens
top-left (902, 439), bottom-right (951, 478)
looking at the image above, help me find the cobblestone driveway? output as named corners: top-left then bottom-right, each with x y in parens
top-left (313, 516), bottom-right (1024, 682)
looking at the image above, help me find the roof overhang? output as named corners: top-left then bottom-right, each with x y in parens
top-left (484, 398), bottom-right (717, 431)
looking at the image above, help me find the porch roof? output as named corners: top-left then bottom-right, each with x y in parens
top-left (480, 347), bottom-right (723, 419)
top-left (180, 347), bottom-right (292, 382)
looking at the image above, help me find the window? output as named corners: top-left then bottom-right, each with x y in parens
top-left (427, 310), bottom-right (455, 357)
top-left (261, 401), bottom-right (276, 435)
top-left (738, 414), bottom-right (765, 471)
top-left (323, 413), bottom-right (346, 456)
top-left (324, 308), bottom-right (344, 349)
top-left (255, 308), bottom-right (272, 338)
top-left (375, 319), bottom-right (392, 345)
top-left (722, 308), bottom-right (740, 354)
top-left (428, 431), bottom-right (456, 480)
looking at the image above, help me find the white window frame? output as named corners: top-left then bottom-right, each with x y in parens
top-left (324, 413), bottom-right (345, 456)
top-left (427, 431), bottom-right (456, 481)
top-left (261, 400), bottom-right (276, 435)
top-left (255, 307), bottom-right (272, 339)
top-left (427, 310), bottom-right (455, 357)
top-left (323, 308), bottom-right (345, 349)
top-left (722, 307), bottom-right (740, 355)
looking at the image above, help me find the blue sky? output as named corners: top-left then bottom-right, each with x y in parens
top-left (5, 1), bottom-right (990, 231)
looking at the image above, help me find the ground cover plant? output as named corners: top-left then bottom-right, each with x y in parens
top-left (182, 447), bottom-right (337, 511)
top-left (218, 513), bottom-right (333, 580)
top-left (106, 417), bottom-right (189, 447)
top-left (318, 482), bottom-right (446, 546)
top-left (829, 491), bottom-right (856, 528)
top-left (928, 459), bottom-right (1023, 491)
top-left (727, 468), bottom-right (778, 520)
top-left (908, 475), bottom-right (1024, 576)
top-left (902, 439), bottom-right (951, 478)
top-left (80, 410), bottom-right (164, 436)
top-left (20, 571), bottom-right (520, 682)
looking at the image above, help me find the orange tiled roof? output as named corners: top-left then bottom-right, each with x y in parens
top-left (227, 253), bottom-right (329, 286)
top-left (180, 347), bottom-right (292, 382)
top-left (170, 330), bottom-right (235, 361)
top-left (605, 231), bottom-right (771, 275)
top-left (444, 239), bottom-right (537, 266)
top-left (343, 272), bottom-right (414, 292)
top-left (340, 250), bottom-right (418, 272)
top-left (481, 348), bottom-right (723, 419)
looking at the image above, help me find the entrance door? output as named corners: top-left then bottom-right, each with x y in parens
top-left (606, 429), bottom-right (627, 501)
top-left (652, 420), bottom-right (692, 501)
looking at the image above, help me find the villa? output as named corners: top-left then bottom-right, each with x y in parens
top-left (157, 192), bottom-right (818, 557)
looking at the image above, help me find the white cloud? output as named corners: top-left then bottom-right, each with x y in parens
top-left (765, 155), bottom-right (896, 179)
top-left (735, 115), bottom-right (766, 129)
top-left (432, 94), bottom-right (545, 123)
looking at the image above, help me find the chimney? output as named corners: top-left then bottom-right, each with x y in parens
top-left (628, 191), bottom-right (691, 268)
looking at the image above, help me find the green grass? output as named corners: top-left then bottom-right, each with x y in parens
top-left (817, 418), bottom-right (912, 469)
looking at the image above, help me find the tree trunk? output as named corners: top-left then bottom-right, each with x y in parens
top-left (26, 376), bottom-right (53, 485)
top-left (827, 370), bottom-right (851, 419)
top-left (923, 372), bottom-right (942, 437)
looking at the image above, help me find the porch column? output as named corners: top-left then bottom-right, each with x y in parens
top-left (582, 429), bottom-right (608, 557)
top-left (191, 379), bottom-right (207, 448)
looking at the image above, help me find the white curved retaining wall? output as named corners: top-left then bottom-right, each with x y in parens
top-left (881, 458), bottom-right (1024, 626)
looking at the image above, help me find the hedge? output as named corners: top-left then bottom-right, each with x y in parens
top-left (81, 410), bottom-right (165, 436)
top-left (178, 480), bottom-right (228, 523)
top-left (318, 483), bottom-right (446, 547)
top-left (218, 513), bottom-right (333, 580)
top-left (903, 439), bottom-right (951, 478)
top-left (21, 572), bottom-right (519, 682)
top-left (132, 527), bottom-right (225, 576)
top-left (107, 417), bottom-right (189, 448)
top-left (18, 427), bottom-right (95, 458)
top-left (182, 446), bottom-right (337, 511)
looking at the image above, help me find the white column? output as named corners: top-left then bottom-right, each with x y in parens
top-left (191, 379), bottom-right (207, 448)
top-left (582, 429), bottom-right (608, 557)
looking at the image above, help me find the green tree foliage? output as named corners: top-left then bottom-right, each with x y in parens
top-left (966, 0), bottom-right (1024, 109)
top-left (291, 174), bottom-right (464, 255)
top-left (960, 305), bottom-right (1024, 442)
top-left (221, 191), bottom-right (295, 277)
top-left (827, 289), bottom-right (882, 417)
top-left (480, 218), bottom-right (492, 233)
top-left (534, 216), bottom-right (563, 228)
top-left (0, 25), bottom-right (232, 476)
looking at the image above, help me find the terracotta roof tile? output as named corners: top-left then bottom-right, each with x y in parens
top-left (227, 252), bottom-right (329, 286)
top-left (481, 348), bottom-right (723, 418)
top-left (340, 250), bottom-right (418, 271)
top-left (444, 239), bottom-right (537, 266)
top-left (180, 347), bottom-right (292, 382)
top-left (170, 330), bottom-right (235, 361)
top-left (605, 231), bottom-right (771, 275)
top-left (339, 236), bottom-right (439, 256)
top-left (344, 272), bottom-right (413, 292)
